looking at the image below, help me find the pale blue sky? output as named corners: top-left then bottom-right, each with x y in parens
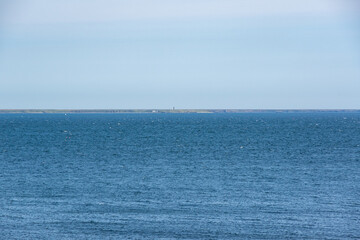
top-left (0, 0), bottom-right (359, 109)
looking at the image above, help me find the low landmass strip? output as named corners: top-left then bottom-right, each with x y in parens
top-left (0, 109), bottom-right (359, 114)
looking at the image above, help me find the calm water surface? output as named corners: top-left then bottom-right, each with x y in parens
top-left (0, 113), bottom-right (359, 239)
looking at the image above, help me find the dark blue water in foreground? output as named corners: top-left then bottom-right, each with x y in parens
top-left (0, 113), bottom-right (359, 239)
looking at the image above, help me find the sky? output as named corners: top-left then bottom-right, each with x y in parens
top-left (0, 0), bottom-right (359, 109)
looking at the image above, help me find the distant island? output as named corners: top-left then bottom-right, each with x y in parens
top-left (0, 109), bottom-right (359, 114)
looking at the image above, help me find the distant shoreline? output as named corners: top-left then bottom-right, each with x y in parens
top-left (1, 109), bottom-right (360, 114)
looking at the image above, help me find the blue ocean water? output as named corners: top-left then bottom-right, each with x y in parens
top-left (0, 113), bottom-right (359, 239)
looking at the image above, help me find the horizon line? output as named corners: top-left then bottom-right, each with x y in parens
top-left (1, 109), bottom-right (360, 114)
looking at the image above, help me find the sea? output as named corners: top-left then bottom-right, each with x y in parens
top-left (0, 113), bottom-right (359, 239)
